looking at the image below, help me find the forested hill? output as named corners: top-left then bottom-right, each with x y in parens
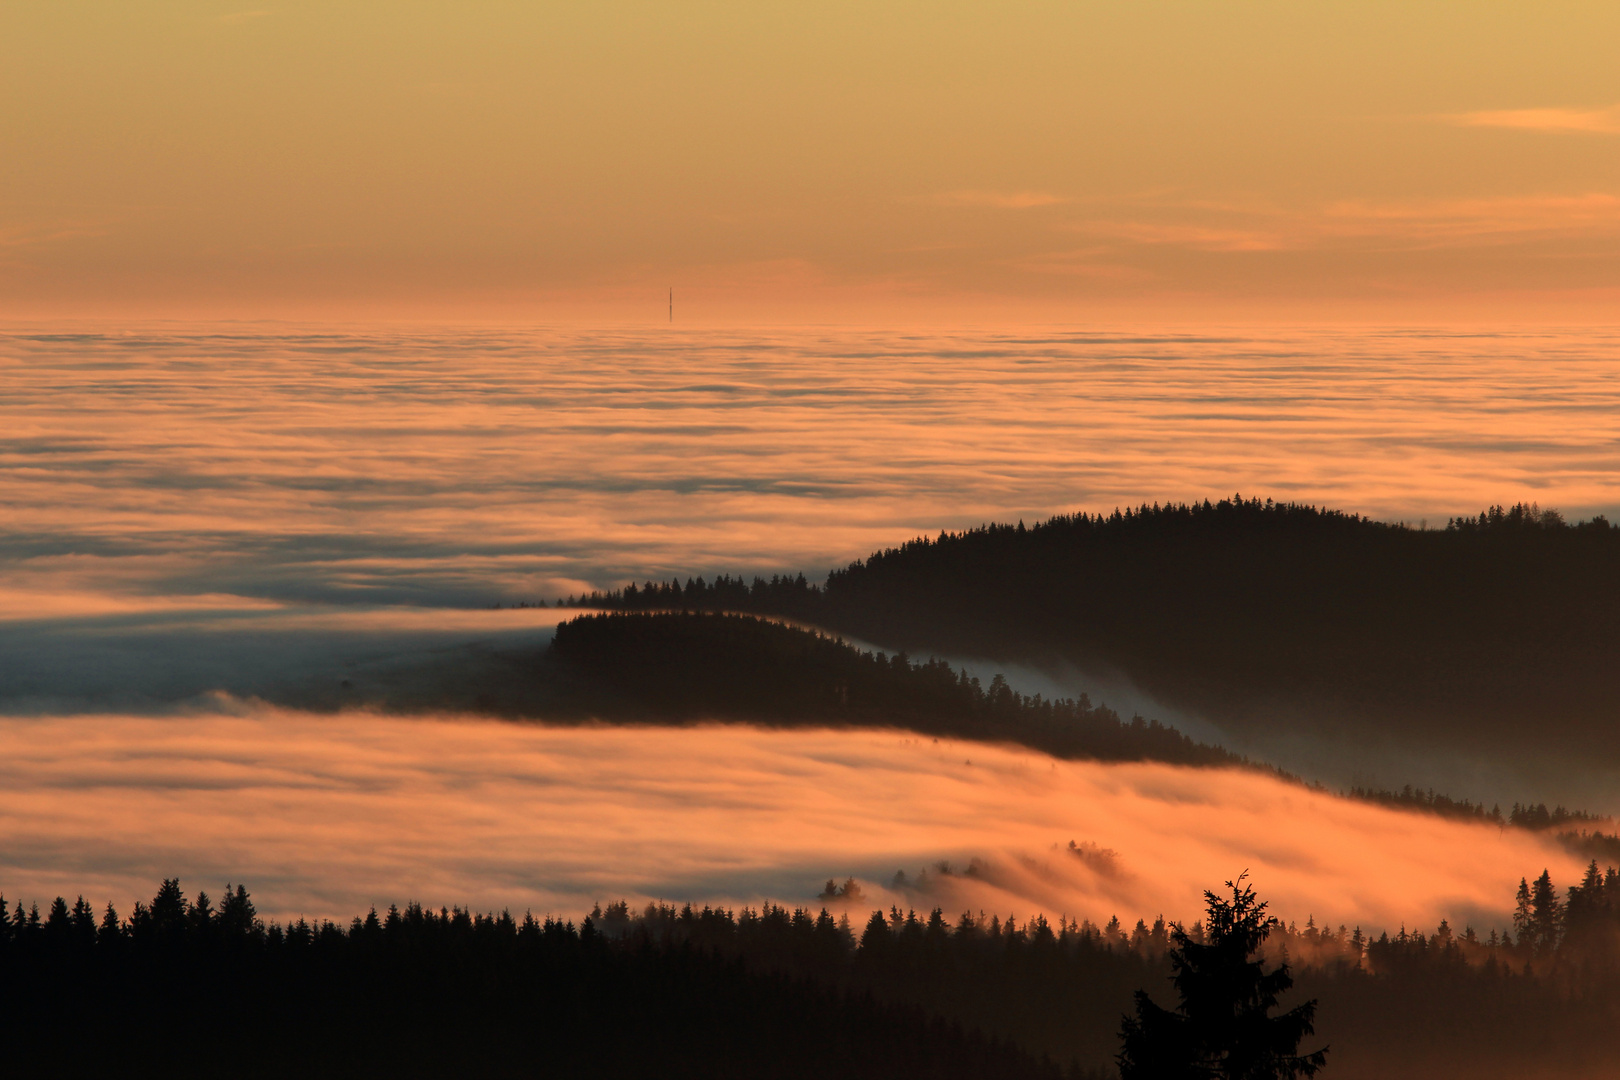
top-left (574, 499), bottom-right (1620, 753)
top-left (547, 612), bottom-right (1240, 768)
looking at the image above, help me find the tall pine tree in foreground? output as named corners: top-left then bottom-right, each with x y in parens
top-left (1118, 874), bottom-right (1327, 1080)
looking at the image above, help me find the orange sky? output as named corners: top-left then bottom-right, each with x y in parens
top-left (5, 2), bottom-right (1620, 323)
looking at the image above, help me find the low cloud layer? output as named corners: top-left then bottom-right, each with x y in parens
top-left (0, 604), bottom-right (567, 714)
top-left (0, 711), bottom-right (1584, 931)
top-left (4, 325), bottom-right (1619, 618)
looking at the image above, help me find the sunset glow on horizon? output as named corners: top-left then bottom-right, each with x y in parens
top-left (5, 2), bottom-right (1620, 323)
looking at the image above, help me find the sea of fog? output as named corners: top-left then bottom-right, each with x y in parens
top-left (6, 323), bottom-right (1620, 612)
top-left (2, 323), bottom-right (1617, 924)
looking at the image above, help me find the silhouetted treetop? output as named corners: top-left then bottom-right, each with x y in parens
top-left (1120, 875), bottom-right (1328, 1080)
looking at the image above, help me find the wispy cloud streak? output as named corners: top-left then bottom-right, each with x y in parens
top-left (930, 190), bottom-right (1069, 209)
top-left (1451, 105), bottom-right (1620, 135)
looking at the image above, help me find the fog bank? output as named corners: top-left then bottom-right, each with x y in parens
top-left (0, 710), bottom-right (1583, 930)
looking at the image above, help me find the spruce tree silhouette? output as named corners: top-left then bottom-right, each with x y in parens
top-left (1118, 874), bottom-right (1327, 1079)
top-left (148, 878), bottom-right (189, 938)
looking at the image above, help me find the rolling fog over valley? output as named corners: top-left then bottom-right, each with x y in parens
top-left (6, 326), bottom-right (1620, 810)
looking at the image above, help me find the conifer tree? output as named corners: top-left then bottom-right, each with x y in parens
top-left (219, 884), bottom-right (258, 940)
top-left (858, 909), bottom-right (890, 955)
top-left (189, 890), bottom-right (215, 933)
top-left (148, 879), bottom-right (187, 938)
top-left (1527, 870), bottom-right (1563, 954)
top-left (71, 897), bottom-right (96, 946)
top-left (1511, 877), bottom-right (1533, 947)
top-left (1118, 875), bottom-right (1327, 1079)
top-left (98, 903), bottom-right (122, 946)
top-left (45, 896), bottom-right (71, 939)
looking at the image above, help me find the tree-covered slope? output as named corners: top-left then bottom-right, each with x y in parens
top-left (580, 499), bottom-right (1620, 753)
top-left (546, 611), bottom-right (1240, 767)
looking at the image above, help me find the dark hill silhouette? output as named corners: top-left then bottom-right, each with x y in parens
top-left (305, 609), bottom-right (1242, 770)
top-left (546, 611), bottom-right (1242, 767)
top-left (577, 498), bottom-right (1620, 758)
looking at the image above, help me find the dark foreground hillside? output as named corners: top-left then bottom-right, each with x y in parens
top-left (4, 866), bottom-right (1618, 1079)
top-left (579, 499), bottom-right (1620, 758)
top-left (0, 884), bottom-right (1060, 1080)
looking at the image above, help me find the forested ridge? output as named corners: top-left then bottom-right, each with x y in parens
top-left (547, 611), bottom-right (1241, 767)
top-left (4, 864), bottom-right (1617, 1078)
top-left (569, 498), bottom-right (1620, 754)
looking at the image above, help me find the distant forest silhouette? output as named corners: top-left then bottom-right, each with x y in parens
top-left (5, 864), bottom-right (1617, 1078)
top-left (568, 497), bottom-right (1620, 757)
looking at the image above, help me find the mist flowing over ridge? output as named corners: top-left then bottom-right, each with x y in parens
top-left (577, 496), bottom-right (1620, 804)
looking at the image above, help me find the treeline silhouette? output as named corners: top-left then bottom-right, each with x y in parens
top-left (547, 611), bottom-right (1242, 767)
top-left (1343, 787), bottom-right (1620, 863)
top-left (0, 880), bottom-right (1065, 1080)
top-left (564, 570), bottom-right (818, 614)
top-left (4, 865), bottom-right (1618, 1079)
top-left (572, 497), bottom-right (1620, 758)
top-left (1346, 784), bottom-right (1504, 822)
